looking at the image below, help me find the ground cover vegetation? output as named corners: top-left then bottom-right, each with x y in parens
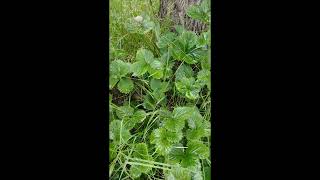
top-left (109, 0), bottom-right (211, 179)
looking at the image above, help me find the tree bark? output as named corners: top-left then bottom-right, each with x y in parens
top-left (159, 0), bottom-right (207, 33)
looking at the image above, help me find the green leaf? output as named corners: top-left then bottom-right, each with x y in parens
top-left (159, 108), bottom-right (173, 119)
top-left (198, 31), bottom-right (210, 47)
top-left (143, 94), bottom-right (156, 110)
top-left (142, 20), bottom-right (155, 34)
top-left (134, 48), bottom-right (165, 79)
top-left (186, 0), bottom-right (210, 23)
top-left (109, 75), bottom-right (119, 89)
top-left (200, 51), bottom-right (210, 70)
top-left (166, 129), bottom-right (183, 143)
top-left (150, 128), bottom-right (182, 155)
top-left (171, 31), bottom-right (199, 64)
top-left (163, 117), bottom-right (185, 132)
top-left (131, 60), bottom-right (149, 77)
top-left (133, 143), bottom-right (150, 158)
top-left (162, 61), bottom-right (174, 80)
top-left (175, 64), bottom-right (194, 80)
top-left (136, 48), bottom-right (154, 64)
top-left (185, 88), bottom-right (200, 100)
top-left (152, 91), bottom-right (167, 105)
top-left (129, 166), bottom-right (142, 179)
top-left (167, 143), bottom-right (201, 169)
top-left (147, 67), bottom-right (164, 79)
top-left (109, 60), bottom-right (131, 89)
top-left (131, 110), bottom-right (147, 123)
top-left (180, 153), bottom-right (199, 168)
top-left (199, 0), bottom-right (210, 15)
top-left (186, 128), bottom-right (208, 141)
top-left (197, 69), bottom-right (210, 88)
top-left (109, 142), bottom-right (117, 161)
top-left (166, 166), bottom-right (191, 180)
top-left (168, 144), bottom-right (185, 163)
top-left (149, 59), bottom-right (163, 70)
top-left (187, 108), bottom-right (204, 129)
top-left (173, 107), bottom-right (194, 120)
top-left (142, 14), bottom-right (155, 34)
top-left (150, 79), bottom-right (169, 92)
top-left (129, 143), bottom-right (154, 177)
top-left (175, 79), bottom-right (189, 94)
top-left (193, 170), bottom-right (204, 180)
top-left (187, 141), bottom-right (210, 159)
top-left (157, 32), bottom-right (177, 49)
top-left (175, 77), bottom-right (202, 100)
top-left (117, 78), bottom-right (134, 94)
top-left (187, 6), bottom-right (203, 21)
top-left (109, 120), bottom-right (131, 144)
top-left (180, 31), bottom-right (198, 50)
top-left (123, 110), bottom-right (146, 130)
top-left (110, 60), bottom-right (131, 78)
top-left (116, 105), bottom-right (134, 119)
top-left (116, 106), bottom-right (146, 130)
top-left (171, 45), bottom-right (196, 64)
top-left (174, 25), bottom-right (185, 35)
top-left (204, 167), bottom-right (211, 180)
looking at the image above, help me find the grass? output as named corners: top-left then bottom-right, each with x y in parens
top-left (110, 0), bottom-right (163, 61)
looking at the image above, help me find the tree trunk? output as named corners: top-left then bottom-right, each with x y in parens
top-left (159, 0), bottom-right (207, 33)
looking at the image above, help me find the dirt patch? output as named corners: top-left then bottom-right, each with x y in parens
top-left (110, 88), bottom-right (127, 106)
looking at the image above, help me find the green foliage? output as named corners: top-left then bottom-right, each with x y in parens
top-left (109, 120), bottom-right (131, 145)
top-left (186, 0), bottom-right (210, 24)
top-left (115, 105), bottom-right (147, 129)
top-left (129, 143), bottom-right (154, 178)
top-left (109, 0), bottom-right (211, 179)
top-left (132, 48), bottom-right (164, 79)
top-left (170, 31), bottom-right (200, 64)
top-left (150, 127), bottom-right (183, 155)
top-left (125, 14), bottom-right (156, 34)
top-left (157, 32), bottom-right (177, 49)
top-left (109, 60), bottom-right (134, 93)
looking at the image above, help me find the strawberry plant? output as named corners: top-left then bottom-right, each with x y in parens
top-left (110, 0), bottom-right (211, 179)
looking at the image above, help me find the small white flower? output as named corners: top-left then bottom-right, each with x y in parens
top-left (134, 16), bottom-right (143, 22)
